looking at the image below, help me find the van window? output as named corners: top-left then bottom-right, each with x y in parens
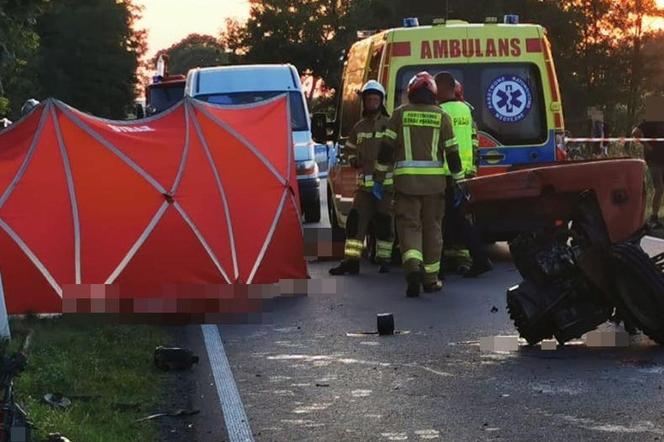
top-left (196, 91), bottom-right (308, 131)
top-left (395, 63), bottom-right (547, 146)
top-left (148, 84), bottom-right (185, 113)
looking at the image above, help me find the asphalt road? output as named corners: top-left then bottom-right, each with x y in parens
top-left (181, 181), bottom-right (664, 442)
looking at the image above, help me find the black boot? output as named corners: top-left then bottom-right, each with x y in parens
top-left (406, 271), bottom-right (421, 297)
top-left (423, 279), bottom-right (443, 293)
top-left (329, 260), bottom-right (360, 276)
top-left (463, 260), bottom-right (493, 278)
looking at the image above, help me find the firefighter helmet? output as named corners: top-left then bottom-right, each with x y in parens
top-left (361, 80), bottom-right (386, 99)
top-left (454, 80), bottom-right (464, 101)
top-left (21, 98), bottom-right (40, 116)
top-left (407, 72), bottom-right (437, 97)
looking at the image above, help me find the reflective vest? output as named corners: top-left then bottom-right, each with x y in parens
top-left (345, 113), bottom-right (393, 190)
top-left (440, 101), bottom-right (478, 176)
top-left (374, 103), bottom-right (462, 195)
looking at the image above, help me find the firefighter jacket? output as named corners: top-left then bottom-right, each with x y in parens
top-left (345, 113), bottom-right (393, 191)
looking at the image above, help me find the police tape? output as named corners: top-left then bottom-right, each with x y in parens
top-left (565, 137), bottom-right (664, 143)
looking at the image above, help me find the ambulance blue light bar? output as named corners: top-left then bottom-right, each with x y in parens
top-left (403, 17), bottom-right (419, 27)
top-left (504, 14), bottom-right (520, 24)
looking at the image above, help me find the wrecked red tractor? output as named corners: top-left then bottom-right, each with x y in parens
top-left (465, 159), bottom-right (664, 345)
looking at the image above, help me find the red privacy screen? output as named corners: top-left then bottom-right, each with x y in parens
top-left (0, 97), bottom-right (307, 314)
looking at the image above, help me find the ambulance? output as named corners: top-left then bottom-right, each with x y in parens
top-left (319, 15), bottom-right (566, 230)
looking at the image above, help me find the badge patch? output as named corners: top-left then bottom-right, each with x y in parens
top-left (486, 76), bottom-right (532, 123)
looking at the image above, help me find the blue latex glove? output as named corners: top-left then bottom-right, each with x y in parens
top-left (372, 181), bottom-right (384, 200)
top-left (452, 182), bottom-right (469, 208)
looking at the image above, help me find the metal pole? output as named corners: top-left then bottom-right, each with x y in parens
top-left (0, 272), bottom-right (10, 340)
top-left (445, 0), bottom-right (449, 21)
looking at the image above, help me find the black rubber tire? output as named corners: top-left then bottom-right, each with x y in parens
top-left (506, 280), bottom-right (556, 345)
top-left (610, 242), bottom-right (664, 344)
top-left (304, 196), bottom-right (321, 223)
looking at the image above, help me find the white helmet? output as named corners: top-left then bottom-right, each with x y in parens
top-left (361, 80), bottom-right (386, 99)
top-left (21, 98), bottom-right (40, 116)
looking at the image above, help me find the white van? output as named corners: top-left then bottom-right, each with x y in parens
top-left (185, 64), bottom-right (322, 223)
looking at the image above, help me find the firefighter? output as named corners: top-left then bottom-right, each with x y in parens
top-left (329, 80), bottom-right (394, 275)
top-left (435, 72), bottom-right (492, 278)
top-left (20, 98), bottom-right (40, 116)
top-left (373, 72), bottom-right (463, 297)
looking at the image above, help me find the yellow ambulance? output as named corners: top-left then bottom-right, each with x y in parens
top-left (323, 15), bottom-right (566, 229)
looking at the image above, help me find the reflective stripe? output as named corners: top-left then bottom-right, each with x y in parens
top-left (374, 162), bottom-right (390, 172)
top-left (345, 238), bottom-right (363, 257)
top-left (403, 249), bottom-right (423, 262)
top-left (346, 239), bottom-right (364, 249)
top-left (357, 132), bottom-right (374, 143)
top-left (431, 128), bottom-right (440, 161)
top-left (345, 142), bottom-right (357, 149)
top-left (396, 160), bottom-right (443, 168)
top-left (361, 173), bottom-right (393, 187)
top-left (377, 240), bottom-right (393, 250)
top-left (424, 262), bottom-right (440, 274)
top-left (403, 111), bottom-right (442, 128)
top-left (395, 168), bottom-right (446, 176)
top-left (403, 126), bottom-right (413, 161)
top-left (376, 241), bottom-right (393, 258)
top-left (445, 137), bottom-right (458, 148)
top-left (384, 129), bottom-right (398, 140)
top-left (452, 171), bottom-right (464, 180)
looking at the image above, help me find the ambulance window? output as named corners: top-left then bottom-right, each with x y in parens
top-left (478, 65), bottom-right (546, 146)
top-left (395, 63), bottom-right (546, 146)
top-left (367, 42), bottom-right (384, 81)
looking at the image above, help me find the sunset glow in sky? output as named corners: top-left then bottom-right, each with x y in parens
top-left (137, 0), bottom-right (250, 57)
top-left (137, 0), bottom-right (664, 59)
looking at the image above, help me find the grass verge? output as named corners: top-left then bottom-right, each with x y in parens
top-left (4, 315), bottom-right (170, 442)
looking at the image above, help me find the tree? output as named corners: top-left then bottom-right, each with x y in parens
top-left (36, 0), bottom-right (147, 119)
top-left (0, 0), bottom-right (47, 118)
top-left (219, 18), bottom-right (249, 64)
top-left (151, 34), bottom-right (228, 76)
top-left (238, 1), bottom-right (356, 88)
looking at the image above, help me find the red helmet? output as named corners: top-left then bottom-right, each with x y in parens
top-left (407, 72), bottom-right (437, 97)
top-left (454, 80), bottom-right (464, 101)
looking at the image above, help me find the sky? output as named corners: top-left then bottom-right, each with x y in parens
top-left (136, 0), bottom-right (664, 60)
top-left (136, 0), bottom-right (250, 58)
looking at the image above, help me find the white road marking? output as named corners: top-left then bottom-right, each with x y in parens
top-left (202, 324), bottom-right (254, 442)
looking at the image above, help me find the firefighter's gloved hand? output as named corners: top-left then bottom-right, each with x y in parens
top-left (372, 181), bottom-right (384, 200)
top-left (452, 182), bottom-right (469, 208)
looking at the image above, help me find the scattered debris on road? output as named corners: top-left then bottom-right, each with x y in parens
top-left (154, 346), bottom-right (199, 371)
top-left (377, 313), bottom-right (395, 336)
top-left (136, 408), bottom-right (200, 422)
top-left (43, 393), bottom-right (72, 409)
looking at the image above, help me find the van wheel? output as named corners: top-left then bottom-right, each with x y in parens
top-left (304, 196), bottom-right (321, 223)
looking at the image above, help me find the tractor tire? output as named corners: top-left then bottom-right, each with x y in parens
top-left (610, 242), bottom-right (664, 344)
top-left (506, 280), bottom-right (556, 345)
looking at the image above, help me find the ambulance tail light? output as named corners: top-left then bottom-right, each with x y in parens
top-left (555, 131), bottom-right (568, 162)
